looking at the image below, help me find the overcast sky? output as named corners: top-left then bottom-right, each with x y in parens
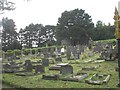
top-left (1, 0), bottom-right (120, 31)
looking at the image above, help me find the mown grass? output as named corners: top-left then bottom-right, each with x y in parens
top-left (1, 52), bottom-right (120, 89)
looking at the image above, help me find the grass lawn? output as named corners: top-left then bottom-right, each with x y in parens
top-left (1, 53), bottom-right (120, 89)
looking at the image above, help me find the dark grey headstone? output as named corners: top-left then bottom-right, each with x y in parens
top-left (60, 65), bottom-right (73, 75)
top-left (55, 57), bottom-right (62, 62)
top-left (35, 65), bottom-right (45, 73)
top-left (24, 60), bottom-right (33, 72)
top-left (42, 58), bottom-right (49, 66)
top-left (66, 46), bottom-right (71, 60)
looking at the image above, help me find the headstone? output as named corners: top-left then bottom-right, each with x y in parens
top-left (61, 47), bottom-right (65, 55)
top-left (24, 60), bottom-right (33, 72)
top-left (55, 57), bottom-right (62, 62)
top-left (49, 65), bottom-right (61, 70)
top-left (42, 74), bottom-right (59, 80)
top-left (2, 52), bottom-right (5, 60)
top-left (93, 46), bottom-right (103, 53)
top-left (35, 65), bottom-right (45, 74)
top-left (71, 46), bottom-right (79, 60)
top-left (42, 58), bottom-right (49, 66)
top-left (56, 47), bottom-right (61, 56)
top-left (49, 48), bottom-right (54, 57)
top-left (43, 52), bottom-right (49, 59)
top-left (66, 46), bottom-right (71, 60)
top-left (3, 63), bottom-right (11, 69)
top-left (88, 52), bottom-right (94, 57)
top-left (78, 45), bottom-right (84, 53)
top-left (60, 65), bottom-right (73, 75)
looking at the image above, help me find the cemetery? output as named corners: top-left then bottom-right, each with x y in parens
top-left (1, 0), bottom-right (120, 89)
top-left (1, 40), bottom-right (120, 88)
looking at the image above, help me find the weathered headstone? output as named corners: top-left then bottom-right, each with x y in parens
top-left (35, 65), bottom-right (45, 74)
top-left (78, 45), bottom-right (84, 53)
top-left (24, 60), bottom-right (33, 72)
top-left (49, 65), bottom-right (61, 70)
top-left (71, 46), bottom-right (79, 60)
top-left (60, 65), bottom-right (73, 75)
top-left (42, 74), bottom-right (59, 80)
top-left (42, 58), bottom-right (49, 66)
top-left (55, 56), bottom-right (62, 62)
top-left (66, 46), bottom-right (71, 60)
top-left (61, 47), bottom-right (65, 55)
top-left (93, 46), bottom-right (103, 53)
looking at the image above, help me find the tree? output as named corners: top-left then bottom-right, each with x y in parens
top-left (56, 9), bottom-right (94, 45)
top-left (44, 25), bottom-right (56, 46)
top-left (0, 0), bottom-right (15, 13)
top-left (2, 17), bottom-right (21, 51)
top-left (19, 23), bottom-right (47, 48)
top-left (91, 20), bottom-right (115, 41)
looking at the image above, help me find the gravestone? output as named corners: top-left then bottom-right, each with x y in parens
top-left (78, 45), bottom-right (84, 53)
top-left (42, 74), bottom-right (59, 80)
top-left (49, 48), bottom-right (55, 57)
top-left (2, 63), bottom-right (15, 73)
top-left (9, 61), bottom-right (16, 65)
top-left (42, 58), bottom-right (49, 66)
top-left (3, 63), bottom-right (11, 69)
top-left (66, 46), bottom-right (71, 60)
top-left (71, 46), bottom-right (79, 60)
top-left (88, 52), bottom-right (94, 57)
top-left (100, 50), bottom-right (106, 59)
top-left (24, 60), bottom-right (33, 72)
top-left (61, 47), bottom-right (65, 55)
top-left (43, 52), bottom-right (49, 59)
top-left (93, 46), bottom-right (103, 53)
top-left (60, 65), bottom-right (73, 75)
top-left (49, 65), bottom-right (61, 70)
top-left (35, 65), bottom-right (45, 74)
top-left (56, 47), bottom-right (61, 56)
top-left (2, 52), bottom-right (5, 60)
top-left (55, 56), bottom-right (62, 62)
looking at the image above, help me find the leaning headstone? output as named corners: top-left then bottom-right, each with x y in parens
top-left (35, 65), bottom-right (45, 74)
top-left (60, 65), bottom-right (73, 75)
top-left (42, 58), bottom-right (49, 66)
top-left (24, 60), bottom-right (33, 72)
